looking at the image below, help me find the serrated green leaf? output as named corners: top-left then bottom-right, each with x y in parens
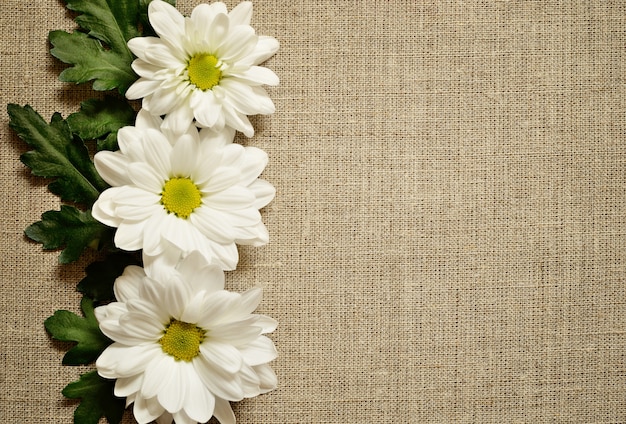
top-left (25, 205), bottom-right (112, 264)
top-left (50, 31), bottom-right (137, 93)
top-left (65, 0), bottom-right (140, 52)
top-left (63, 370), bottom-right (126, 424)
top-left (45, 297), bottom-right (112, 365)
top-left (67, 97), bottom-right (135, 152)
top-left (50, 0), bottom-right (140, 93)
top-left (98, 132), bottom-right (121, 152)
top-left (78, 253), bottom-right (140, 302)
top-left (8, 104), bottom-right (108, 205)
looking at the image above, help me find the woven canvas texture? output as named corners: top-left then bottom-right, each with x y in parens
top-left (1, 0), bottom-right (625, 422)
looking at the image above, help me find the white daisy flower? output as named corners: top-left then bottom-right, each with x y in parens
top-left (126, 0), bottom-right (279, 137)
top-left (95, 253), bottom-right (278, 424)
top-left (91, 120), bottom-right (275, 270)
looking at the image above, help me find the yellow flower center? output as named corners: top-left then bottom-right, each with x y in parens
top-left (187, 53), bottom-right (222, 90)
top-left (159, 319), bottom-right (206, 362)
top-left (161, 177), bottom-right (202, 219)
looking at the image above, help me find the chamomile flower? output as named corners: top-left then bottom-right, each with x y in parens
top-left (95, 253), bottom-right (278, 424)
top-left (91, 122), bottom-right (275, 270)
top-left (126, 0), bottom-right (279, 137)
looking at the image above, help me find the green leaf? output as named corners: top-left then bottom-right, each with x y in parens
top-left (63, 370), bottom-right (126, 424)
top-left (98, 132), bottom-right (121, 152)
top-left (25, 206), bottom-right (112, 264)
top-left (78, 253), bottom-right (140, 302)
top-left (45, 297), bottom-right (112, 365)
top-left (50, 31), bottom-right (137, 93)
top-left (8, 104), bottom-right (108, 205)
top-left (50, 0), bottom-right (140, 93)
top-left (67, 97), bottom-right (135, 151)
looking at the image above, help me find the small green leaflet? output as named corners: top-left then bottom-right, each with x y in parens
top-left (63, 370), bottom-right (126, 424)
top-left (67, 97), bottom-right (136, 151)
top-left (8, 104), bottom-right (108, 205)
top-left (78, 253), bottom-right (140, 302)
top-left (50, 0), bottom-right (141, 93)
top-left (45, 297), bottom-right (112, 365)
top-left (25, 206), bottom-right (112, 264)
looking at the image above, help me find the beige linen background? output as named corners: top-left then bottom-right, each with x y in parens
top-left (1, 0), bottom-right (625, 422)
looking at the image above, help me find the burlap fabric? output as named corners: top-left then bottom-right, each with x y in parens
top-left (1, 0), bottom-right (625, 422)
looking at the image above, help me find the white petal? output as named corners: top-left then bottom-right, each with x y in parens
top-left (191, 90), bottom-right (222, 128)
top-left (206, 239), bottom-right (239, 270)
top-left (119, 311), bottom-right (166, 341)
top-left (209, 319), bottom-right (262, 345)
top-left (249, 35), bottom-right (280, 65)
top-left (97, 343), bottom-right (160, 378)
top-left (94, 151), bottom-right (131, 186)
top-left (250, 85), bottom-right (276, 114)
top-left (177, 253), bottom-right (225, 294)
top-left (113, 265), bottom-right (146, 303)
top-left (156, 359), bottom-right (187, 413)
top-left (127, 162), bottom-right (164, 193)
top-left (163, 271), bottom-right (192, 318)
top-left (127, 36), bottom-right (163, 61)
top-left (114, 220), bottom-right (146, 252)
top-left (221, 103), bottom-right (254, 137)
top-left (114, 374), bottom-right (143, 397)
top-left (113, 187), bottom-right (161, 220)
top-left (205, 185), bottom-right (256, 209)
top-left (143, 42), bottom-right (184, 69)
top-left (117, 126), bottom-right (145, 157)
top-left (194, 353), bottom-right (244, 400)
top-left (131, 60), bottom-right (167, 80)
top-left (239, 287), bottom-right (262, 314)
top-left (141, 354), bottom-right (174, 399)
top-left (220, 79), bottom-right (262, 115)
top-left (201, 166), bottom-right (240, 193)
top-left (198, 125), bottom-right (235, 147)
top-left (212, 397), bottom-right (236, 424)
top-left (239, 335), bottom-right (277, 366)
top-left (126, 77), bottom-right (162, 100)
top-left (190, 207), bottom-right (236, 243)
top-left (217, 26), bottom-right (256, 63)
top-left (230, 65), bottom-right (279, 86)
top-left (196, 290), bottom-right (241, 328)
top-left (253, 363), bottom-right (278, 393)
top-left (182, 363), bottom-right (216, 422)
top-left (148, 0), bottom-right (185, 47)
top-left (208, 12), bottom-right (229, 51)
top-left (143, 243), bottom-right (184, 280)
top-left (142, 131), bottom-right (173, 176)
top-left (169, 134), bottom-right (199, 176)
top-left (135, 108), bottom-right (163, 131)
top-left (144, 87), bottom-right (182, 116)
top-left (255, 314), bottom-right (278, 334)
top-left (229, 1), bottom-right (253, 25)
top-left (233, 221), bottom-right (269, 246)
top-left (249, 179), bottom-right (276, 209)
top-left (133, 393), bottom-right (166, 424)
top-left (240, 146), bottom-right (268, 185)
top-left (143, 212), bottom-right (168, 256)
top-left (162, 102), bottom-right (196, 139)
top-left (200, 342), bottom-right (243, 374)
top-left (94, 302), bottom-right (127, 324)
top-left (161, 213), bottom-right (199, 253)
top-left (92, 188), bottom-right (123, 228)
top-left (238, 362), bottom-right (261, 397)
